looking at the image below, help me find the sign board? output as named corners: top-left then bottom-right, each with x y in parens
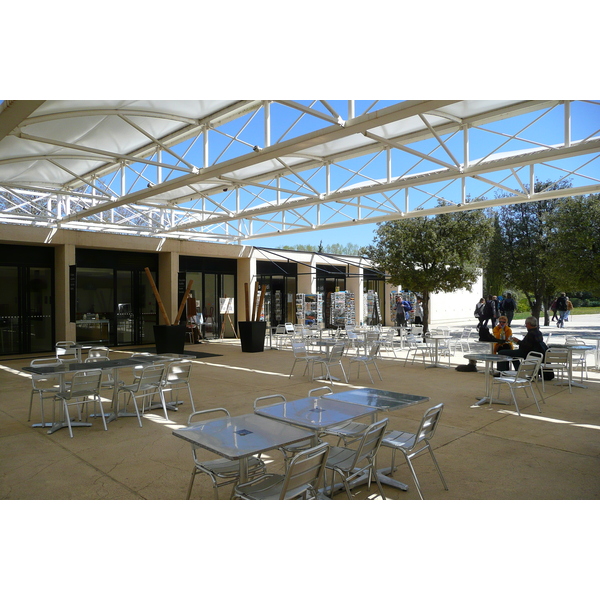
top-left (220, 297), bottom-right (234, 314)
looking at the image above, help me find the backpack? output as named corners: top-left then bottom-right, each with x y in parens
top-left (556, 296), bottom-right (567, 311)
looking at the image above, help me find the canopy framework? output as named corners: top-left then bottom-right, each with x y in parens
top-left (1, 99), bottom-right (599, 243)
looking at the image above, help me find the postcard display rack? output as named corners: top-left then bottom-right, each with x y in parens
top-left (295, 293), bottom-right (323, 326)
top-left (363, 291), bottom-right (381, 326)
top-left (328, 291), bottom-right (356, 328)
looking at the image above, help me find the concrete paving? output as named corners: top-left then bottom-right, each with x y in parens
top-left (1, 314), bottom-right (599, 502)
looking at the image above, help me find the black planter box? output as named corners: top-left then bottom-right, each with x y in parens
top-left (238, 321), bottom-right (267, 353)
top-left (154, 324), bottom-right (186, 355)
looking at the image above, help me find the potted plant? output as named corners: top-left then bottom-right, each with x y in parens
top-left (145, 268), bottom-right (193, 355)
top-left (238, 282), bottom-right (267, 352)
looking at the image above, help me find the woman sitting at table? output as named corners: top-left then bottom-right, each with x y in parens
top-left (492, 317), bottom-right (513, 354)
top-left (497, 315), bottom-right (547, 371)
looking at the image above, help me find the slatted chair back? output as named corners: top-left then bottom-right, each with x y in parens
top-left (279, 442), bottom-right (330, 499)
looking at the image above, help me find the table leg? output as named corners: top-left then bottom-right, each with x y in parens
top-left (426, 338), bottom-right (451, 369)
top-left (475, 360), bottom-right (509, 406)
top-left (555, 354), bottom-right (587, 389)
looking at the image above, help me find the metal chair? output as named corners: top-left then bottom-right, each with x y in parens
top-left (381, 403), bottom-right (448, 500)
top-left (117, 363), bottom-right (167, 426)
top-left (232, 442), bottom-right (330, 500)
top-left (84, 356), bottom-right (122, 390)
top-left (27, 358), bottom-right (62, 426)
top-left (253, 395), bottom-right (314, 463)
top-left (55, 369), bottom-right (106, 438)
top-left (348, 340), bottom-right (383, 383)
top-left (88, 346), bottom-right (110, 360)
top-left (344, 330), bottom-right (364, 356)
top-left (565, 336), bottom-right (592, 381)
top-left (311, 341), bottom-right (348, 383)
top-left (55, 341), bottom-right (79, 364)
top-left (541, 347), bottom-right (571, 393)
top-left (186, 408), bottom-right (266, 499)
top-left (456, 327), bottom-right (474, 353)
top-left (404, 333), bottom-right (432, 366)
top-left (288, 341), bottom-right (320, 379)
top-left (410, 325), bottom-right (424, 338)
top-left (162, 360), bottom-right (195, 412)
top-left (491, 354), bottom-right (543, 416)
top-left (379, 328), bottom-right (399, 357)
top-left (325, 418), bottom-right (389, 499)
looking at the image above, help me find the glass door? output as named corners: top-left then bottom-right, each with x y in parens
top-left (27, 267), bottom-right (53, 352)
top-left (0, 265), bottom-right (53, 354)
top-left (116, 270), bottom-right (134, 345)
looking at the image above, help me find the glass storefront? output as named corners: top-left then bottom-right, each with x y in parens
top-left (257, 261), bottom-right (298, 328)
top-left (180, 256), bottom-right (238, 338)
top-left (75, 250), bottom-right (158, 347)
top-left (0, 245), bottom-right (54, 355)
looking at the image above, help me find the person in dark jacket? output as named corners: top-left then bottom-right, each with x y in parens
top-left (482, 295), bottom-right (497, 329)
top-left (497, 316), bottom-right (546, 372)
top-left (502, 292), bottom-right (517, 326)
top-left (556, 293), bottom-right (568, 328)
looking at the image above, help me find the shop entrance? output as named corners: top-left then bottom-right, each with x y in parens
top-left (0, 265), bottom-right (53, 355)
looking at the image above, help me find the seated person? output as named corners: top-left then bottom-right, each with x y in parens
top-left (492, 317), bottom-right (513, 354)
top-left (497, 316), bottom-right (546, 372)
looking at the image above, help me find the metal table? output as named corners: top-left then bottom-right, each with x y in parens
top-left (23, 354), bottom-right (187, 432)
top-left (426, 335), bottom-right (452, 369)
top-left (548, 343), bottom-right (595, 389)
top-left (254, 395), bottom-right (378, 439)
top-left (464, 353), bottom-right (518, 406)
top-left (326, 388), bottom-right (430, 491)
top-left (172, 413), bottom-right (314, 484)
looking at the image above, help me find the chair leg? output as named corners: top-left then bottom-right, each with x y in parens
top-left (373, 361), bottom-right (382, 381)
top-left (186, 469), bottom-right (196, 499)
top-left (28, 390), bottom-right (35, 421)
top-left (96, 394), bottom-right (108, 431)
top-left (63, 399), bottom-right (74, 438)
top-left (426, 443), bottom-right (449, 490)
top-left (128, 391), bottom-right (143, 427)
top-left (404, 454), bottom-right (425, 500)
top-left (509, 388), bottom-right (521, 416)
top-left (371, 467), bottom-right (386, 500)
top-left (339, 362), bottom-right (348, 383)
top-left (529, 384), bottom-right (542, 413)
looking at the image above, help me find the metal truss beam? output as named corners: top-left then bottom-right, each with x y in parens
top-left (1, 100), bottom-right (599, 244)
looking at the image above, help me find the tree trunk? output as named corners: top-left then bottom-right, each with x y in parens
top-left (421, 290), bottom-right (431, 334)
top-left (542, 295), bottom-right (552, 327)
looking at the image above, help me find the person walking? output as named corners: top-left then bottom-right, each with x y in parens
top-left (394, 295), bottom-right (406, 332)
top-left (502, 292), bottom-right (517, 326)
top-left (556, 293), bottom-right (568, 328)
top-left (565, 296), bottom-right (573, 322)
top-left (550, 297), bottom-right (558, 321)
top-left (413, 297), bottom-right (424, 325)
top-left (482, 295), bottom-right (496, 329)
top-left (474, 297), bottom-right (486, 330)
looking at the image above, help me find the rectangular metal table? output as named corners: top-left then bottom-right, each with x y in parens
top-left (172, 413), bottom-right (314, 484)
top-left (23, 354), bottom-right (187, 433)
top-left (326, 388), bottom-right (430, 491)
top-left (464, 353), bottom-right (518, 405)
top-left (254, 395), bottom-right (378, 438)
top-left (548, 343), bottom-right (595, 388)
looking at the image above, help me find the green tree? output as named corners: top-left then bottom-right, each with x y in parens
top-left (547, 193), bottom-right (600, 295)
top-left (483, 214), bottom-right (507, 296)
top-left (496, 180), bottom-right (571, 324)
top-left (362, 207), bottom-right (492, 332)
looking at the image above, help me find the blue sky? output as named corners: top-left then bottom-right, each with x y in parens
top-left (245, 100), bottom-right (600, 251)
